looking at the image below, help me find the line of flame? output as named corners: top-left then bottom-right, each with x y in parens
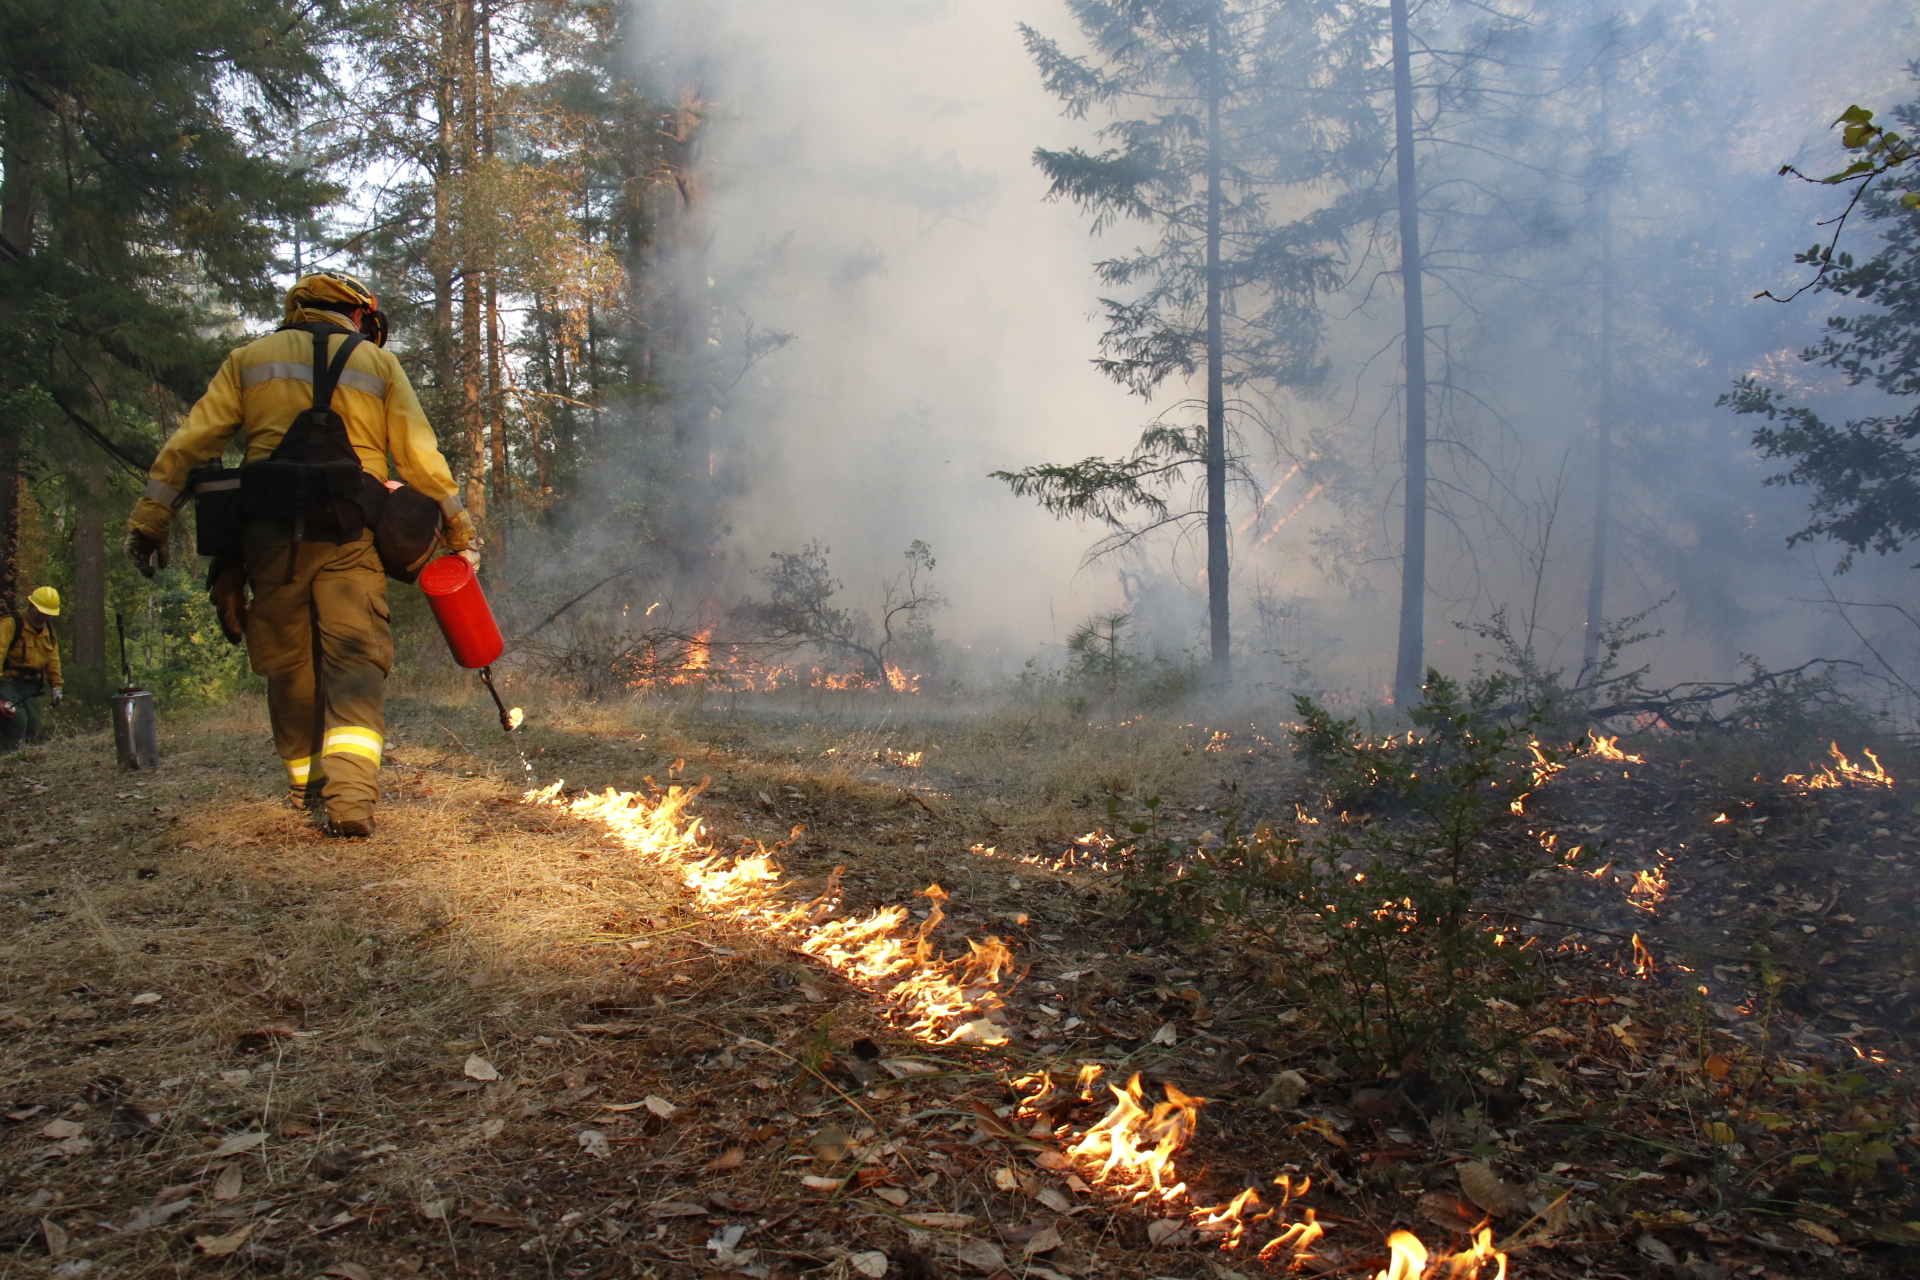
top-left (528, 780), bottom-right (1011, 1045)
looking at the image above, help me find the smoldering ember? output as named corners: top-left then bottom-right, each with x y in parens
top-left (5, 3), bottom-right (1920, 1279)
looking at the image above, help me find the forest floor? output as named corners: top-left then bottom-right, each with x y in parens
top-left (0, 684), bottom-right (1916, 1280)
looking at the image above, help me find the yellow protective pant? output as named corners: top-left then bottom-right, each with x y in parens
top-left (243, 528), bottom-right (391, 823)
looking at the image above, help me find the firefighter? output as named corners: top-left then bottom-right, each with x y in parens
top-left (0, 587), bottom-right (64, 751)
top-left (123, 272), bottom-right (479, 837)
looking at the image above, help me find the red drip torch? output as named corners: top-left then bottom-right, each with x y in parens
top-left (419, 554), bottom-right (517, 732)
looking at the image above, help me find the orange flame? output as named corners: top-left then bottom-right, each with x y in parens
top-left (1783, 742), bottom-right (1894, 791)
top-left (1631, 932), bottom-right (1657, 977)
top-left (1627, 866), bottom-right (1668, 913)
top-left (1588, 732), bottom-right (1643, 763)
top-left (529, 782), bottom-right (1010, 1044)
top-left (1376, 1228), bottom-right (1506, 1279)
top-left (1066, 1073), bottom-right (1204, 1203)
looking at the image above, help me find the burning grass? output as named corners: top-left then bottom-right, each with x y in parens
top-left (0, 685), bottom-right (1914, 1279)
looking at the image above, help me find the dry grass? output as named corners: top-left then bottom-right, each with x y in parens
top-left (7, 685), bottom-right (1902, 1280)
top-left (0, 683), bottom-right (1263, 1280)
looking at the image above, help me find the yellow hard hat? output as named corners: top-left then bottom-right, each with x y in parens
top-left (284, 271), bottom-right (388, 346)
top-left (28, 586), bottom-right (59, 616)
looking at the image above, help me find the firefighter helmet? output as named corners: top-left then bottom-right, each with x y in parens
top-left (284, 272), bottom-right (389, 347)
top-left (27, 586), bottom-right (59, 616)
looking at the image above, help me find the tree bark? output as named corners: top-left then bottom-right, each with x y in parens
top-left (1579, 56), bottom-right (1615, 684)
top-left (1389, 0), bottom-right (1429, 710)
top-left (1203, 2), bottom-right (1230, 679)
top-left (430, 0), bottom-right (458, 438)
top-left (1, 85), bottom-right (42, 615)
top-left (73, 459), bottom-right (106, 680)
top-left (457, 0), bottom-right (487, 529)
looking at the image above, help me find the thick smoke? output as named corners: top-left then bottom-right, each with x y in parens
top-left (620, 0), bottom-right (1920, 701)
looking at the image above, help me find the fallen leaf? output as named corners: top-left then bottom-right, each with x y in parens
top-left (644, 1095), bottom-right (678, 1119)
top-left (322, 1265), bottom-right (374, 1280)
top-left (850, 1250), bottom-right (890, 1278)
top-left (873, 1187), bottom-right (910, 1206)
top-left (278, 1118), bottom-right (316, 1136)
top-left (1457, 1162), bottom-right (1529, 1218)
top-left (1150, 1022), bottom-right (1179, 1046)
top-left (811, 1125), bottom-right (855, 1162)
top-left (706, 1145), bottom-right (745, 1172)
top-left (1634, 1234), bottom-right (1677, 1266)
top-left (421, 1199), bottom-right (450, 1221)
top-left (880, 1059), bottom-right (942, 1078)
top-left (902, 1212), bottom-right (975, 1230)
top-left (1033, 1150), bottom-right (1070, 1170)
top-left (49, 1135), bottom-right (93, 1157)
top-left (212, 1164), bottom-right (245, 1200)
top-left (1418, 1191), bottom-right (1483, 1234)
top-left (1702, 1053), bottom-right (1731, 1081)
top-left (946, 1019), bottom-right (1010, 1046)
top-left (1706, 1121), bottom-right (1737, 1146)
top-left (801, 1174), bottom-right (845, 1190)
top-left (955, 1239), bottom-right (1008, 1273)
top-left (195, 1223), bottom-right (253, 1256)
top-left (475, 1117), bottom-right (505, 1142)
top-left (1794, 1219), bottom-right (1842, 1246)
top-left (466, 1206), bottom-right (533, 1229)
top-left (130, 992), bottom-right (162, 1005)
top-left (1034, 1186), bottom-right (1073, 1214)
top-left (42, 1218), bottom-right (68, 1258)
top-left (210, 1130), bottom-right (267, 1158)
top-left (797, 981), bottom-right (829, 1002)
top-left (1023, 1225), bottom-right (1064, 1256)
top-left (40, 1119), bottom-right (83, 1139)
top-left (464, 1054), bottom-right (500, 1081)
top-left (1147, 1218), bottom-right (1187, 1246)
top-left (993, 1167), bottom-right (1019, 1191)
top-left (579, 1129), bottom-right (611, 1158)
top-left (1255, 1070), bottom-right (1309, 1110)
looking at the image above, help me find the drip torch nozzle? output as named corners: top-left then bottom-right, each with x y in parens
top-left (477, 666), bottom-right (521, 733)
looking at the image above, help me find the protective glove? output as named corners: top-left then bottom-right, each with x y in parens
top-left (49, 688), bottom-right (62, 707)
top-left (207, 557), bottom-right (249, 645)
top-left (440, 509), bottom-right (482, 566)
top-left (125, 529), bottom-right (170, 579)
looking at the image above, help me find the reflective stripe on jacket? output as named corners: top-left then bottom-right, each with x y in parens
top-left (128, 309), bottom-right (462, 541)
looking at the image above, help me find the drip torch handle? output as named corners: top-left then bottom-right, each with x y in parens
top-left (116, 612), bottom-right (132, 686)
top-left (478, 666), bottom-right (514, 733)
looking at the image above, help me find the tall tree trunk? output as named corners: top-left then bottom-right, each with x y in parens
top-left (1579, 57), bottom-right (1615, 685)
top-left (1, 86), bottom-right (41, 615)
top-left (1389, 0), bottom-right (1429, 710)
top-left (1203, 3), bottom-right (1229, 679)
top-left (480, 1), bottom-right (506, 564)
top-left (430, 2), bottom-right (458, 435)
top-left (457, 0), bottom-right (487, 530)
top-left (73, 460), bottom-right (106, 682)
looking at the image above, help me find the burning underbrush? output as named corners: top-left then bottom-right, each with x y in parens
top-left (0, 687), bottom-right (1915, 1280)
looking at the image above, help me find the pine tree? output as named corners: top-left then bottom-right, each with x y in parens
top-left (996, 0), bottom-right (1372, 679)
top-left (0, 0), bottom-right (336, 685)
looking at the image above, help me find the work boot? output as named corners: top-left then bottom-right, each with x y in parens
top-left (323, 816), bottom-right (375, 839)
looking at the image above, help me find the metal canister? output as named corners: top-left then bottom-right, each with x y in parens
top-left (112, 687), bottom-right (159, 771)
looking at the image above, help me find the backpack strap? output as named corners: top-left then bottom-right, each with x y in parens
top-left (311, 326), bottom-right (363, 412)
top-left (268, 327), bottom-right (363, 462)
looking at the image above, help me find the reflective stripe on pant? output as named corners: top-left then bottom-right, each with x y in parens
top-left (244, 528), bottom-right (392, 823)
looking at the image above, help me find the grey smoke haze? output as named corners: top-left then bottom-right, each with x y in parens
top-left (627, 0), bottom-right (1920, 700)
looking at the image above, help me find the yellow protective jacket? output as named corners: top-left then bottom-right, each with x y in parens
top-left (128, 309), bottom-right (464, 542)
top-left (0, 614), bottom-right (62, 688)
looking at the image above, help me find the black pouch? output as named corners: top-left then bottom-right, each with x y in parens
top-left (240, 328), bottom-right (373, 544)
top-left (186, 462), bottom-right (245, 558)
top-left (374, 483), bottom-right (443, 584)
